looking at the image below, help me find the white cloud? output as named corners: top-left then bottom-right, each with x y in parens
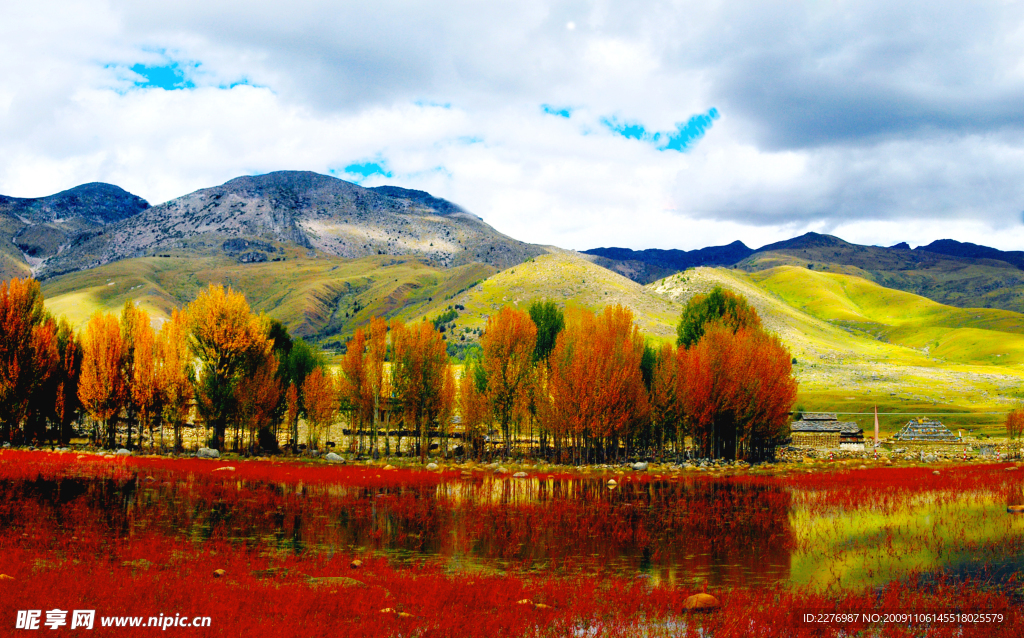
top-left (2, 0), bottom-right (1024, 252)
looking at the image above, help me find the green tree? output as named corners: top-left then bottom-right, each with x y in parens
top-left (528, 300), bottom-right (564, 363)
top-left (676, 286), bottom-right (761, 348)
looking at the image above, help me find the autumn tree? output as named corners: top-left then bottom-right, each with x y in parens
top-left (235, 349), bottom-right (282, 452)
top-left (543, 305), bottom-right (648, 462)
top-left (338, 327), bottom-right (369, 454)
top-left (647, 342), bottom-right (681, 461)
top-left (52, 318), bottom-right (83, 446)
top-left (302, 367), bottom-right (337, 451)
top-left (391, 319), bottom-right (452, 463)
top-left (678, 322), bottom-right (796, 461)
top-left (458, 355), bottom-right (490, 459)
top-left (79, 313), bottom-right (126, 447)
top-left (481, 306), bottom-right (536, 456)
top-left (1007, 408), bottom-right (1024, 440)
top-left (0, 277), bottom-right (58, 443)
top-left (187, 285), bottom-right (273, 450)
top-left (121, 302), bottom-right (158, 449)
top-left (157, 309), bottom-right (194, 452)
top-left (676, 286), bottom-right (761, 348)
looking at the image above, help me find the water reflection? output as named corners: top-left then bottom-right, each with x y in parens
top-left (0, 474), bottom-right (793, 588)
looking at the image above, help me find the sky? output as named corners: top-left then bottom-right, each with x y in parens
top-left (3, 1), bottom-right (1024, 252)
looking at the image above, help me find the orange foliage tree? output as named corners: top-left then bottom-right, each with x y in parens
top-left (302, 367), bottom-right (337, 451)
top-left (0, 277), bottom-right (58, 443)
top-left (79, 313), bottom-right (126, 447)
top-left (52, 318), bottom-right (83, 446)
top-left (458, 357), bottom-right (490, 459)
top-left (481, 306), bottom-right (536, 456)
top-left (338, 327), bottom-right (369, 453)
top-left (648, 342), bottom-right (682, 461)
top-left (543, 305), bottom-right (648, 463)
top-left (678, 323), bottom-right (797, 461)
top-left (156, 309), bottom-right (194, 452)
top-left (122, 302), bottom-right (157, 449)
top-left (1007, 408), bottom-right (1024, 440)
top-left (187, 285), bottom-right (273, 450)
top-left (234, 349), bottom-right (282, 453)
top-left (390, 319), bottom-right (452, 463)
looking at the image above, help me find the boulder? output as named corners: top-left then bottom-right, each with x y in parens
top-left (350, 559), bottom-right (363, 569)
top-left (383, 465), bottom-right (396, 470)
top-left (213, 569), bottom-right (226, 578)
top-left (325, 453), bottom-right (344, 463)
top-left (212, 466), bottom-right (235, 472)
top-left (512, 471), bottom-right (528, 478)
top-left (494, 466), bottom-right (509, 474)
top-left (196, 448), bottom-right (220, 459)
top-left (631, 462), bottom-right (649, 471)
top-left (1008, 505), bottom-right (1024, 513)
top-left (426, 463), bottom-right (439, 471)
top-left (115, 448), bottom-right (131, 456)
top-left (682, 593), bottom-right (720, 611)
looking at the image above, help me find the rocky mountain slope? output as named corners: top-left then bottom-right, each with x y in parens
top-left (35, 171), bottom-right (542, 278)
top-left (0, 183), bottom-right (150, 281)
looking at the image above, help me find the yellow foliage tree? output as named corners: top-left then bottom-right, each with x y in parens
top-left (79, 313), bottom-right (126, 447)
top-left (187, 285), bottom-right (273, 450)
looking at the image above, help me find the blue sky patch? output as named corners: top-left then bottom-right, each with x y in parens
top-left (338, 161), bottom-right (393, 183)
top-left (541, 104), bottom-right (573, 118)
top-left (602, 107), bottom-right (720, 152)
top-left (130, 62), bottom-right (196, 90)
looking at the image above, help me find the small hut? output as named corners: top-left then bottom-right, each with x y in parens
top-left (790, 413), bottom-right (864, 450)
top-left (892, 418), bottom-right (959, 443)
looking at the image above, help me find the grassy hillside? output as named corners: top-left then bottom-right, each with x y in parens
top-left (406, 249), bottom-right (684, 343)
top-left (37, 252), bottom-right (1024, 437)
top-left (648, 267), bottom-right (1024, 435)
top-left (40, 250), bottom-right (495, 350)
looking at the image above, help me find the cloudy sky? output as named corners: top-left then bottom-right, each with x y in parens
top-left (3, 0), bottom-right (1024, 251)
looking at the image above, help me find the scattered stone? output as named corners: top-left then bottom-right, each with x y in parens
top-left (512, 471), bottom-right (528, 478)
top-left (213, 569), bottom-right (226, 578)
top-left (350, 559), bottom-right (363, 569)
top-left (631, 462), bottom-right (649, 471)
top-left (516, 599), bottom-right (533, 605)
top-left (212, 466), bottom-right (235, 472)
top-left (196, 448), bottom-right (220, 459)
top-left (933, 470), bottom-right (940, 475)
top-left (426, 463), bottom-right (439, 471)
top-left (682, 593), bottom-right (720, 611)
top-left (383, 465), bottom-right (396, 471)
top-left (115, 448), bottom-right (130, 456)
top-left (325, 453), bottom-right (344, 463)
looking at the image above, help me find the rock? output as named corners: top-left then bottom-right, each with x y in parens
top-left (115, 448), bottom-right (130, 456)
top-left (1008, 505), bottom-right (1024, 513)
top-left (460, 471), bottom-right (472, 477)
top-left (325, 453), bottom-right (344, 463)
top-left (196, 448), bottom-right (220, 459)
top-left (631, 462), bottom-right (649, 471)
top-left (494, 466), bottom-right (509, 474)
top-left (607, 479), bottom-right (618, 487)
top-left (512, 471), bottom-right (528, 478)
top-left (534, 603), bottom-right (554, 610)
top-left (103, 455), bottom-right (115, 459)
top-left (426, 463), bottom-right (439, 471)
top-left (516, 599), bottom-right (533, 605)
top-left (350, 559), bottom-right (363, 569)
top-left (212, 466), bottom-right (235, 472)
top-left (0, 574), bottom-right (13, 580)
top-left (682, 593), bottom-right (720, 611)
top-left (933, 470), bottom-right (940, 475)
top-left (213, 569), bottom-right (226, 578)
top-left (383, 465), bottom-right (396, 470)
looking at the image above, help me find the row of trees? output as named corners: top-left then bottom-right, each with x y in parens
top-left (1, 275), bottom-right (797, 461)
